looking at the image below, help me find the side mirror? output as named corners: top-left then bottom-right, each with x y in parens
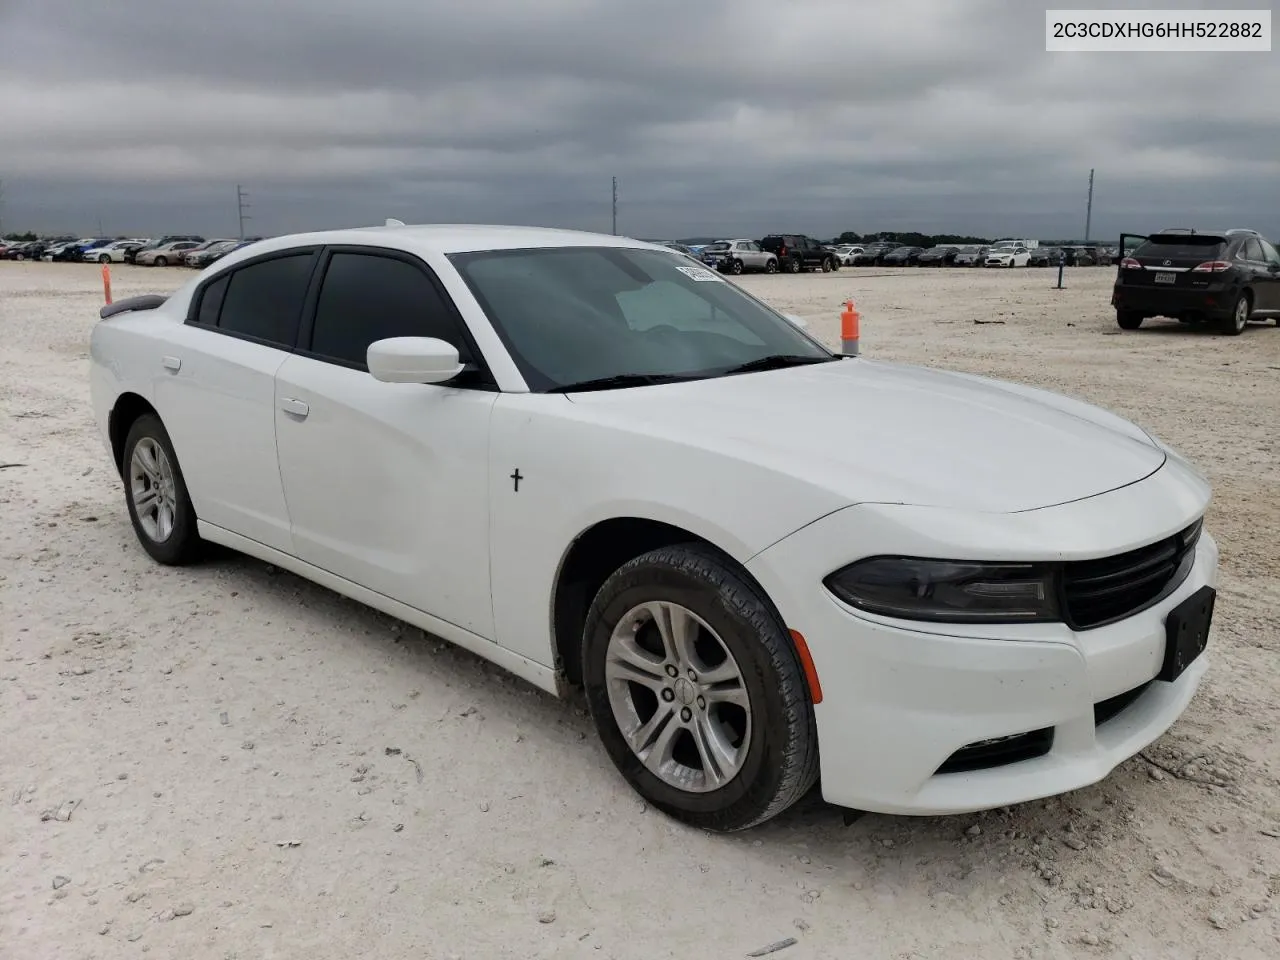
top-left (783, 313), bottom-right (808, 330)
top-left (367, 336), bottom-right (465, 384)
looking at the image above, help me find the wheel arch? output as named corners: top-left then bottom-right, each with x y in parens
top-left (550, 516), bottom-right (788, 689)
top-left (108, 392), bottom-right (160, 477)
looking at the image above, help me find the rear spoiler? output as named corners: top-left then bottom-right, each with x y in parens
top-left (100, 294), bottom-right (168, 320)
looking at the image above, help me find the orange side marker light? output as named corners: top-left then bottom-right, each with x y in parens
top-left (789, 629), bottom-right (823, 704)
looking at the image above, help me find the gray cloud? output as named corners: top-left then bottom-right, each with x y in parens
top-left (1, 0), bottom-right (1276, 240)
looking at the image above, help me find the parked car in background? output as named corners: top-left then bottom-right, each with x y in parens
top-left (952, 245), bottom-right (990, 267)
top-left (700, 239), bottom-right (779, 275)
top-left (185, 238), bottom-right (260, 268)
top-left (174, 239), bottom-right (236, 267)
top-left (849, 242), bottom-right (897, 266)
top-left (90, 241), bottom-right (148, 264)
top-left (125, 236), bottom-right (204, 264)
top-left (835, 245), bottom-right (865, 266)
top-left (917, 245), bottom-right (960, 267)
top-left (136, 241), bottom-right (203, 266)
top-left (88, 223), bottom-right (1221, 831)
top-left (881, 245), bottom-right (925, 266)
top-left (760, 234), bottom-right (839, 273)
top-left (985, 243), bottom-right (1031, 267)
top-left (1071, 247), bottom-right (1100, 267)
top-left (1112, 227), bottom-right (1280, 335)
top-left (1029, 247), bottom-right (1063, 267)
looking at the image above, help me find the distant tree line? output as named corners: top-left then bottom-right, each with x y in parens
top-left (4, 231), bottom-right (41, 241)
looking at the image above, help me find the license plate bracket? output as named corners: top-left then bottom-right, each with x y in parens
top-left (1154, 272), bottom-right (1176, 284)
top-left (1159, 585), bottom-right (1215, 682)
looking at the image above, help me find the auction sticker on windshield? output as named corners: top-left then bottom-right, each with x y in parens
top-left (675, 265), bottom-right (724, 282)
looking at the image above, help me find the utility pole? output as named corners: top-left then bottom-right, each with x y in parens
top-left (236, 185), bottom-right (251, 240)
top-left (0, 178), bottom-right (5, 237)
top-left (1084, 168), bottom-right (1094, 244)
top-left (611, 177), bottom-right (617, 236)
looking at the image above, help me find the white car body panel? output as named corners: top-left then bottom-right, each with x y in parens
top-left (272, 353), bottom-right (498, 639)
top-left (87, 223), bottom-right (1220, 817)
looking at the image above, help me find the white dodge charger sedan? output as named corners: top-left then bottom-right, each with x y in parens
top-left (88, 223), bottom-right (1218, 831)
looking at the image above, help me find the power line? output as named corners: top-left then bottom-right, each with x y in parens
top-left (236, 185), bottom-right (252, 240)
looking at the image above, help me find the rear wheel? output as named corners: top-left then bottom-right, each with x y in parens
top-left (730, 259), bottom-right (743, 275)
top-left (582, 545), bottom-right (819, 831)
top-left (1220, 293), bottom-right (1250, 335)
top-left (122, 414), bottom-right (203, 565)
top-left (786, 258), bottom-right (801, 274)
top-left (1116, 310), bottom-right (1144, 330)
top-left (98, 254), bottom-right (111, 264)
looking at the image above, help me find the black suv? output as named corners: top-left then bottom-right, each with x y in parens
top-left (759, 234), bottom-right (838, 273)
top-left (1112, 228), bottom-right (1280, 335)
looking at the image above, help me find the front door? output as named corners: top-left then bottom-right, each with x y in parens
top-left (272, 247), bottom-right (499, 639)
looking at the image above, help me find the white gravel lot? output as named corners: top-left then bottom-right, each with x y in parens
top-left (2, 260), bottom-right (1278, 960)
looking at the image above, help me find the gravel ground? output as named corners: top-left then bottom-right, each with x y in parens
top-left (2, 261), bottom-right (1278, 960)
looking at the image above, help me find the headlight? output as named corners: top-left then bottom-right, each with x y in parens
top-left (823, 557), bottom-right (1059, 623)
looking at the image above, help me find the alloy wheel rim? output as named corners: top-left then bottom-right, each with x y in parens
top-left (1236, 299), bottom-right (1248, 330)
top-left (604, 601), bottom-right (752, 793)
top-left (129, 438), bottom-right (178, 542)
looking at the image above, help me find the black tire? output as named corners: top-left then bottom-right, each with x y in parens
top-left (121, 414), bottom-right (203, 565)
top-left (154, 256), bottom-right (168, 267)
top-left (1219, 293), bottom-right (1249, 336)
top-left (765, 258), bottom-right (777, 274)
top-left (730, 258), bottom-right (743, 275)
top-left (820, 257), bottom-right (833, 273)
top-left (786, 258), bottom-right (801, 274)
top-left (1116, 310), bottom-right (1144, 330)
top-left (582, 544), bottom-right (820, 832)
top-left (98, 254), bottom-right (111, 264)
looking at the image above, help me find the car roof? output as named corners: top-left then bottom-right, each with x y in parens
top-left (223, 224), bottom-right (660, 260)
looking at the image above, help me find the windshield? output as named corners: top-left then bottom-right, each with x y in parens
top-left (449, 246), bottom-right (835, 391)
top-left (1134, 235), bottom-right (1227, 259)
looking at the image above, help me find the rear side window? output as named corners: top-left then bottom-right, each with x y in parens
top-left (216, 253), bottom-right (314, 347)
top-left (197, 274), bottom-right (228, 327)
top-left (308, 252), bottom-right (472, 368)
top-left (1134, 235), bottom-right (1227, 260)
top-left (1241, 238), bottom-right (1264, 261)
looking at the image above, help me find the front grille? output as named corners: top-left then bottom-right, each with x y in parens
top-left (935, 728), bottom-right (1054, 775)
top-left (1061, 519), bottom-right (1202, 630)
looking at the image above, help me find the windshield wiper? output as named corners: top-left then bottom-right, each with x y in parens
top-left (719, 354), bottom-right (840, 376)
top-left (547, 373), bottom-right (702, 393)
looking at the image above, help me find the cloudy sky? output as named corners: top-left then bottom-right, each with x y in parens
top-left (0, 0), bottom-right (1275, 241)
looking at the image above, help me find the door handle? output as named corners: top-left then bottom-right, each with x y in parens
top-left (161, 355), bottom-right (181, 372)
top-left (280, 397), bottom-right (309, 418)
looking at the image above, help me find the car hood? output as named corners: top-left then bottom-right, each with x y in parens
top-left (563, 358), bottom-right (1166, 514)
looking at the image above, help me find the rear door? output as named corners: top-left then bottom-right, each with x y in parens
top-left (156, 247), bottom-right (319, 552)
top-left (1256, 238), bottom-right (1280, 312)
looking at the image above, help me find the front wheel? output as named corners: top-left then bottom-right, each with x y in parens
top-left (821, 257), bottom-right (833, 273)
top-left (764, 258), bottom-right (777, 274)
top-left (154, 256), bottom-right (168, 267)
top-left (98, 254), bottom-right (111, 264)
top-left (582, 545), bottom-right (819, 832)
top-left (122, 414), bottom-right (203, 565)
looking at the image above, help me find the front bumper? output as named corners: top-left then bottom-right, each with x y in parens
top-left (745, 458), bottom-right (1217, 815)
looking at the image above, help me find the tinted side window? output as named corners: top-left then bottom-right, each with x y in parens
top-left (1259, 239), bottom-right (1280, 265)
top-left (309, 252), bottom-right (470, 367)
top-left (1242, 238), bottom-right (1264, 261)
top-left (197, 274), bottom-right (229, 326)
top-left (217, 253), bottom-right (314, 347)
